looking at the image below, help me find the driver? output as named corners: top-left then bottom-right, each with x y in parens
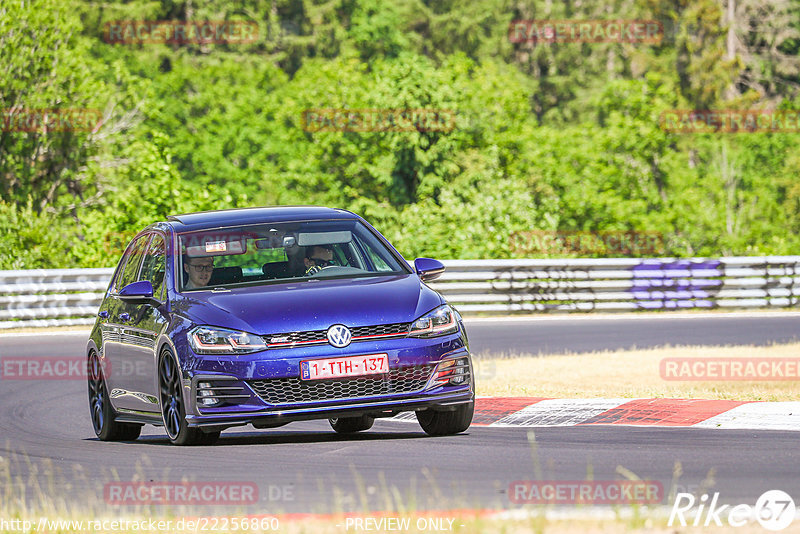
top-left (184, 256), bottom-right (214, 289)
top-left (304, 245), bottom-right (336, 275)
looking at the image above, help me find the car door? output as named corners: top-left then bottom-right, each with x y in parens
top-left (118, 232), bottom-right (169, 413)
top-left (103, 233), bottom-right (151, 412)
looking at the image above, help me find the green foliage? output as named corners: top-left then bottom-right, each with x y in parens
top-left (0, 0), bottom-right (107, 210)
top-left (0, 201), bottom-right (72, 269)
top-left (1, 0), bottom-right (800, 268)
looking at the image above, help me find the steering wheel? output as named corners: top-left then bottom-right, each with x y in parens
top-left (306, 264), bottom-right (336, 276)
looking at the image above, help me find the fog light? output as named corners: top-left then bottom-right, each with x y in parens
top-left (450, 364), bottom-right (467, 385)
top-left (448, 358), bottom-right (469, 385)
top-left (428, 356), bottom-right (471, 388)
top-left (197, 382), bottom-right (220, 406)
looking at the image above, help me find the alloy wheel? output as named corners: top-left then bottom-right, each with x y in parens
top-left (87, 353), bottom-right (105, 434)
top-left (159, 353), bottom-right (183, 440)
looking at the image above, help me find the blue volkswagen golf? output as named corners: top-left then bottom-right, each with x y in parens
top-left (87, 207), bottom-right (474, 445)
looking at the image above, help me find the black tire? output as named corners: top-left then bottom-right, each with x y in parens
top-left (416, 400), bottom-right (474, 436)
top-left (87, 352), bottom-right (142, 441)
top-left (329, 415), bottom-right (374, 433)
top-left (158, 349), bottom-right (219, 446)
top-left (198, 430), bottom-right (221, 445)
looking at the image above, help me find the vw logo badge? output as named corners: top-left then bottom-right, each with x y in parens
top-left (326, 324), bottom-right (352, 348)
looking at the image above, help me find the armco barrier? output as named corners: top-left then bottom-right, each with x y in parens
top-left (429, 257), bottom-right (800, 313)
top-left (0, 268), bottom-right (114, 329)
top-left (1, 257), bottom-right (799, 329)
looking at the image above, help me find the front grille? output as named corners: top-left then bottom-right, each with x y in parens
top-left (351, 323), bottom-right (410, 339)
top-left (248, 364), bottom-right (434, 405)
top-left (263, 322), bottom-right (410, 348)
top-left (265, 329), bottom-right (327, 346)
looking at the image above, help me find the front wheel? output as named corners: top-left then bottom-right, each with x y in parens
top-left (416, 401), bottom-right (474, 436)
top-left (329, 415), bottom-right (374, 433)
top-left (87, 352), bottom-right (141, 441)
top-left (158, 350), bottom-right (220, 446)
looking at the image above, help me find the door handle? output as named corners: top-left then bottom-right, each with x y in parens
top-left (119, 312), bottom-right (130, 322)
top-left (98, 311), bottom-right (109, 319)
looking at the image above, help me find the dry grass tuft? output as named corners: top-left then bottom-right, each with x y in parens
top-left (474, 343), bottom-right (800, 401)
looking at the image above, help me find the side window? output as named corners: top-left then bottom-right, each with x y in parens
top-left (139, 233), bottom-right (166, 299)
top-left (114, 234), bottom-right (150, 292)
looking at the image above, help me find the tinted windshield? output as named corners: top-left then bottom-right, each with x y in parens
top-left (177, 220), bottom-right (410, 291)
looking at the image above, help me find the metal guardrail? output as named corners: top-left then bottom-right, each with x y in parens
top-left (1, 257), bottom-right (799, 329)
top-left (428, 257), bottom-right (800, 313)
top-left (0, 268), bottom-right (114, 329)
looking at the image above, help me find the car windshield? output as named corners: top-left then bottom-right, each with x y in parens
top-left (178, 219), bottom-right (410, 291)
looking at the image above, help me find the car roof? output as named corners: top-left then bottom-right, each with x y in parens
top-left (165, 206), bottom-right (358, 232)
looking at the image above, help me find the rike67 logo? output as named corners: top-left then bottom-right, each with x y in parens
top-left (670, 490), bottom-right (796, 531)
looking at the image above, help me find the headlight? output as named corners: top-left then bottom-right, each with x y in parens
top-left (188, 326), bottom-right (267, 354)
top-left (409, 305), bottom-right (459, 338)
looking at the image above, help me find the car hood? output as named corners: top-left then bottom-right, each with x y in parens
top-left (173, 274), bottom-right (444, 334)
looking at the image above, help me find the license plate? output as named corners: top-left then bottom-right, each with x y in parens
top-left (300, 354), bottom-right (389, 380)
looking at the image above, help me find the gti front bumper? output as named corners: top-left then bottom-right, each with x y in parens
top-left (185, 387), bottom-right (474, 429)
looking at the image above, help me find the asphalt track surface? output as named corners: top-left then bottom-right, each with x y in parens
top-left (466, 311), bottom-right (800, 355)
top-left (2, 312), bottom-right (800, 517)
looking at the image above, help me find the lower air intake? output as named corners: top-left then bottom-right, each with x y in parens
top-left (248, 364), bottom-right (434, 405)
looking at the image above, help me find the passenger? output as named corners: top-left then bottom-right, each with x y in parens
top-left (304, 245), bottom-right (336, 275)
top-left (184, 257), bottom-right (214, 289)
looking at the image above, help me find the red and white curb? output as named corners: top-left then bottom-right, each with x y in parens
top-left (393, 397), bottom-right (800, 430)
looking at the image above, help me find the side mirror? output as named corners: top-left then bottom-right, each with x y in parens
top-left (414, 258), bottom-right (445, 282)
top-left (119, 280), bottom-right (160, 306)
